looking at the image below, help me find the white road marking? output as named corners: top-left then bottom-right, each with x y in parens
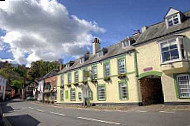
top-left (137, 110), bottom-right (147, 113)
top-left (159, 111), bottom-right (175, 114)
top-left (36, 109), bottom-right (44, 112)
top-left (77, 116), bottom-right (121, 125)
top-left (50, 112), bottom-right (65, 116)
top-left (28, 107), bottom-right (34, 109)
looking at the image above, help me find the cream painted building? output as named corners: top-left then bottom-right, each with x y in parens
top-left (56, 8), bottom-right (190, 105)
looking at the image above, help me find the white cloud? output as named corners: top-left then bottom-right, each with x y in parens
top-left (0, 0), bottom-right (105, 65)
top-left (0, 57), bottom-right (14, 63)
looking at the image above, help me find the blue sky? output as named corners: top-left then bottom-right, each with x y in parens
top-left (0, 0), bottom-right (190, 64)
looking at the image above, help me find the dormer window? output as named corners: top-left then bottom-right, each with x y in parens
top-left (97, 48), bottom-right (108, 57)
top-left (80, 57), bottom-right (85, 64)
top-left (66, 64), bottom-right (70, 68)
top-left (122, 37), bottom-right (136, 48)
top-left (167, 14), bottom-right (180, 27)
top-left (165, 8), bottom-right (183, 29)
top-left (98, 51), bottom-right (103, 57)
top-left (122, 40), bottom-right (130, 47)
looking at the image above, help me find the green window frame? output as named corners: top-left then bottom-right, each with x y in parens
top-left (82, 67), bottom-right (88, 81)
top-left (61, 74), bottom-right (64, 86)
top-left (68, 72), bottom-right (72, 84)
top-left (78, 92), bottom-right (82, 101)
top-left (103, 61), bottom-right (110, 77)
top-left (118, 81), bottom-right (128, 100)
top-left (174, 73), bottom-right (190, 99)
top-left (117, 56), bottom-right (126, 74)
top-left (60, 89), bottom-right (64, 101)
top-left (65, 90), bottom-right (68, 99)
top-left (97, 84), bottom-right (106, 101)
top-left (70, 88), bottom-right (76, 101)
top-left (91, 64), bottom-right (97, 80)
top-left (74, 71), bottom-right (79, 82)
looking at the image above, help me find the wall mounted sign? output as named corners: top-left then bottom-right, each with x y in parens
top-left (143, 67), bottom-right (153, 72)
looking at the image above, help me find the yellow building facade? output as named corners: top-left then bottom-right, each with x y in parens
top-left (57, 8), bottom-right (190, 105)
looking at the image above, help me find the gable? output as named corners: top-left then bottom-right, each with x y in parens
top-left (165, 8), bottom-right (180, 18)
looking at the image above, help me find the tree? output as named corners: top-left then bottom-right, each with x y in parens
top-left (28, 60), bottom-right (60, 80)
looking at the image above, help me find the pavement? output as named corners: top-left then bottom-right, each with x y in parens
top-left (1, 99), bottom-right (190, 126)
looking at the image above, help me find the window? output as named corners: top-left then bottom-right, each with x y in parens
top-left (74, 71), bottom-right (79, 82)
top-left (60, 90), bottom-right (64, 101)
top-left (104, 62), bottom-right (110, 77)
top-left (61, 75), bottom-right (64, 86)
top-left (92, 65), bottom-right (97, 79)
top-left (98, 51), bottom-right (103, 57)
top-left (70, 88), bottom-right (76, 101)
top-left (160, 37), bottom-right (185, 63)
top-left (167, 14), bottom-right (180, 27)
top-left (68, 72), bottom-right (72, 84)
top-left (177, 75), bottom-right (190, 98)
top-left (119, 82), bottom-right (128, 100)
top-left (97, 85), bottom-right (106, 101)
top-left (78, 92), bottom-right (82, 100)
top-left (80, 57), bottom-right (85, 64)
top-left (122, 40), bottom-right (130, 47)
top-left (118, 58), bottom-right (126, 74)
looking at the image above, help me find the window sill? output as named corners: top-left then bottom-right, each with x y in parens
top-left (161, 59), bottom-right (187, 65)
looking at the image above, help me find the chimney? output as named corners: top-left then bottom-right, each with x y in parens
top-left (92, 38), bottom-right (101, 55)
top-left (141, 26), bottom-right (148, 33)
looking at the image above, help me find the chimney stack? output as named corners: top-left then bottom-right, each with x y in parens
top-left (92, 38), bottom-right (101, 55)
top-left (141, 26), bottom-right (148, 33)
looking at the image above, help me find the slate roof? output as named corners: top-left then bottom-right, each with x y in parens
top-left (43, 69), bottom-right (59, 79)
top-left (58, 42), bottom-right (135, 74)
top-left (134, 10), bottom-right (190, 45)
top-left (58, 9), bottom-right (190, 74)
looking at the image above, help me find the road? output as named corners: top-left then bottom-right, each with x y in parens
top-left (1, 99), bottom-right (190, 126)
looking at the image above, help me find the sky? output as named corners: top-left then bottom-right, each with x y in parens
top-left (0, 0), bottom-right (190, 66)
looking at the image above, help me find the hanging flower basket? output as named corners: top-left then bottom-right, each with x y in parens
top-left (104, 77), bottom-right (111, 81)
top-left (118, 73), bottom-right (126, 79)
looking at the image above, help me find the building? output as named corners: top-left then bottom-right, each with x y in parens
top-left (25, 80), bottom-right (38, 97)
top-left (43, 69), bottom-right (58, 103)
top-left (135, 8), bottom-right (190, 105)
top-left (0, 75), bottom-right (7, 101)
top-left (56, 8), bottom-right (190, 106)
top-left (37, 79), bottom-right (44, 101)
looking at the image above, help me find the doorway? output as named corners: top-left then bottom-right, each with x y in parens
top-left (140, 75), bottom-right (164, 105)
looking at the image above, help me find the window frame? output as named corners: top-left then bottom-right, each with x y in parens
top-left (103, 61), bottom-right (110, 78)
top-left (60, 89), bottom-right (64, 101)
top-left (118, 81), bottom-right (128, 100)
top-left (159, 37), bottom-right (185, 64)
top-left (166, 13), bottom-right (181, 28)
top-left (176, 74), bottom-right (190, 99)
top-left (74, 71), bottom-right (79, 83)
top-left (61, 74), bottom-right (64, 86)
top-left (91, 64), bottom-right (97, 80)
top-left (68, 72), bottom-right (72, 84)
top-left (70, 88), bottom-right (76, 101)
top-left (122, 40), bottom-right (131, 48)
top-left (117, 56), bottom-right (126, 74)
top-left (97, 84), bottom-right (106, 101)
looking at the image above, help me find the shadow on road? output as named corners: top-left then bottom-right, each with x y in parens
top-left (6, 114), bottom-right (40, 126)
top-left (1, 98), bottom-right (41, 126)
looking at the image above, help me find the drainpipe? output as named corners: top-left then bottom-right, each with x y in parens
top-left (134, 50), bottom-right (142, 105)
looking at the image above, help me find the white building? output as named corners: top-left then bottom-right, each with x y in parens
top-left (37, 79), bottom-right (44, 101)
top-left (0, 75), bottom-right (7, 101)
